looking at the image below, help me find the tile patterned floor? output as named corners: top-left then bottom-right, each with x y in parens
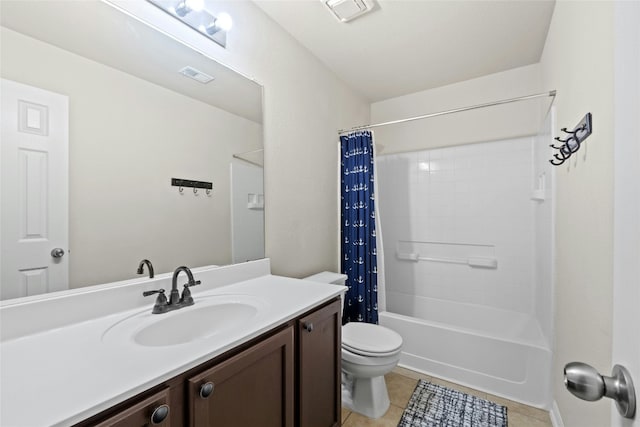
top-left (341, 367), bottom-right (553, 427)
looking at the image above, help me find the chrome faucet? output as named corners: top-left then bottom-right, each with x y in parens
top-left (142, 266), bottom-right (201, 314)
top-left (137, 259), bottom-right (154, 279)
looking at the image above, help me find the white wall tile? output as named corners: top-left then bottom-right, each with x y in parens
top-left (377, 136), bottom-right (542, 315)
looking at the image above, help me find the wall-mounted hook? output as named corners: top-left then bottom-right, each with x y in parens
top-left (550, 153), bottom-right (568, 165)
top-left (554, 136), bottom-right (572, 144)
top-left (551, 140), bottom-right (570, 150)
top-left (171, 178), bottom-right (213, 195)
top-left (561, 127), bottom-right (581, 135)
top-left (549, 113), bottom-right (592, 167)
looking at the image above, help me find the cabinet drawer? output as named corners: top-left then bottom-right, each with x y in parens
top-left (92, 388), bottom-right (171, 427)
top-left (187, 326), bottom-right (294, 427)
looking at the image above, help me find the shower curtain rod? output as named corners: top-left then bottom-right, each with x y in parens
top-left (233, 148), bottom-right (263, 155)
top-left (232, 150), bottom-right (263, 168)
top-left (337, 90), bottom-right (556, 135)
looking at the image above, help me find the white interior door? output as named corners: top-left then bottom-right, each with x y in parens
top-left (612, 2), bottom-right (640, 426)
top-left (1, 79), bottom-right (69, 300)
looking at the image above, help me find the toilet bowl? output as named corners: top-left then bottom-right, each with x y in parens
top-left (341, 322), bottom-right (402, 418)
top-left (303, 272), bottom-right (404, 419)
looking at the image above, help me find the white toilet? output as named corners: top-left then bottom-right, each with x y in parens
top-left (303, 272), bottom-right (403, 419)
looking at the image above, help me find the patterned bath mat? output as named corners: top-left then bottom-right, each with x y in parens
top-left (398, 380), bottom-right (508, 427)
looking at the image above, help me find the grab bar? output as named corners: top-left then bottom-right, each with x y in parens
top-left (396, 252), bottom-right (497, 269)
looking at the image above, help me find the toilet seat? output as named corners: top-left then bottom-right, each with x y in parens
top-left (342, 346), bottom-right (401, 367)
top-left (342, 322), bottom-right (403, 357)
top-left (343, 344), bottom-right (400, 358)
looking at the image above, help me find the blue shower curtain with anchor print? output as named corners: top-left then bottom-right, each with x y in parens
top-left (340, 131), bottom-right (378, 324)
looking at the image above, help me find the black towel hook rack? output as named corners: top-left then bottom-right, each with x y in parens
top-left (550, 113), bottom-right (592, 166)
top-left (171, 178), bottom-right (213, 196)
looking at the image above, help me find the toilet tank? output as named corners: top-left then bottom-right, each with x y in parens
top-left (303, 272), bottom-right (348, 315)
top-left (303, 271), bottom-right (347, 286)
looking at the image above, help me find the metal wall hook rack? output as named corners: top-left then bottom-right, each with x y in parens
top-left (171, 178), bottom-right (213, 196)
top-left (550, 112), bottom-right (592, 166)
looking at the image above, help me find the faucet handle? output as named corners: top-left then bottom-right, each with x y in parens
top-left (143, 289), bottom-right (169, 314)
top-left (180, 282), bottom-right (199, 306)
top-left (184, 280), bottom-right (201, 288)
top-left (143, 288), bottom-right (165, 297)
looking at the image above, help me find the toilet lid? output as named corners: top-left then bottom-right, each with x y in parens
top-left (342, 322), bottom-right (402, 356)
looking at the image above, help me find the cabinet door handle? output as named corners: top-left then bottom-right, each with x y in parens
top-left (200, 381), bottom-right (215, 399)
top-left (303, 322), bottom-right (314, 332)
top-left (150, 404), bottom-right (170, 425)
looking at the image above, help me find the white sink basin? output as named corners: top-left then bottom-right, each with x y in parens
top-left (102, 294), bottom-right (266, 347)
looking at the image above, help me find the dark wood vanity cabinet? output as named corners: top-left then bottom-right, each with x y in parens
top-left (187, 326), bottom-right (295, 427)
top-left (76, 298), bottom-right (340, 427)
top-left (298, 299), bottom-right (342, 427)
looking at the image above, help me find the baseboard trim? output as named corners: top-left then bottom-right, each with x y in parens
top-left (550, 400), bottom-right (565, 427)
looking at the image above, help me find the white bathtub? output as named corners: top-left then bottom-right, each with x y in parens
top-left (379, 294), bottom-right (552, 409)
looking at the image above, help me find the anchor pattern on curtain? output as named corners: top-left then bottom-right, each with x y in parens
top-left (340, 131), bottom-right (378, 324)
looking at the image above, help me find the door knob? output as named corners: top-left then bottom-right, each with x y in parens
top-left (51, 248), bottom-right (65, 258)
top-left (564, 362), bottom-right (636, 418)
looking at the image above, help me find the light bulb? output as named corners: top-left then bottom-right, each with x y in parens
top-left (215, 12), bottom-right (233, 31)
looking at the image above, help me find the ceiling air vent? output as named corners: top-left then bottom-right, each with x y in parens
top-left (322, 0), bottom-right (376, 23)
top-left (179, 66), bottom-right (214, 84)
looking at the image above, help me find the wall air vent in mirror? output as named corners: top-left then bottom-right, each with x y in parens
top-left (322, 0), bottom-right (377, 23)
top-left (179, 66), bottom-right (214, 84)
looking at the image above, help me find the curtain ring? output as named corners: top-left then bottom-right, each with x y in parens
top-left (206, 189), bottom-right (211, 196)
top-left (179, 186), bottom-right (184, 193)
top-left (193, 188), bottom-right (198, 195)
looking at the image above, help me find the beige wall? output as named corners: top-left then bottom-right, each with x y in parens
top-left (370, 64), bottom-right (544, 154)
top-left (540, 2), bottom-right (615, 426)
top-left (110, 0), bottom-right (370, 278)
top-left (1, 27), bottom-right (262, 287)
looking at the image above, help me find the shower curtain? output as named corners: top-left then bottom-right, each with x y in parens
top-left (340, 131), bottom-right (378, 324)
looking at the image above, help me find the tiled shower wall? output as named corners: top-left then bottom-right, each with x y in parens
top-left (377, 137), bottom-right (537, 315)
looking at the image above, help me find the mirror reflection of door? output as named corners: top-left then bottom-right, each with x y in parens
top-left (1, 78), bottom-right (69, 299)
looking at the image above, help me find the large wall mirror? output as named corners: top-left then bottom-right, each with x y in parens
top-left (0, 0), bottom-right (264, 301)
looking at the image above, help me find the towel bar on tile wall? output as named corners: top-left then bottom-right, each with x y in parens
top-left (550, 112), bottom-right (592, 166)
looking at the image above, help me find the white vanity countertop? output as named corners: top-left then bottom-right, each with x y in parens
top-left (0, 273), bottom-right (344, 427)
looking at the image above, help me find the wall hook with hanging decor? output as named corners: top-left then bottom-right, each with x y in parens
top-left (172, 178), bottom-right (213, 196)
top-left (550, 113), bottom-right (592, 166)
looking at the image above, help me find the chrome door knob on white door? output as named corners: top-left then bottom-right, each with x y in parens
top-left (564, 362), bottom-right (636, 418)
top-left (50, 248), bottom-right (65, 258)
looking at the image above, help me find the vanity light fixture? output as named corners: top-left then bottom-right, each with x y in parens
top-left (146, 0), bottom-right (233, 49)
top-left (205, 12), bottom-right (233, 35)
top-left (174, 0), bottom-right (204, 17)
